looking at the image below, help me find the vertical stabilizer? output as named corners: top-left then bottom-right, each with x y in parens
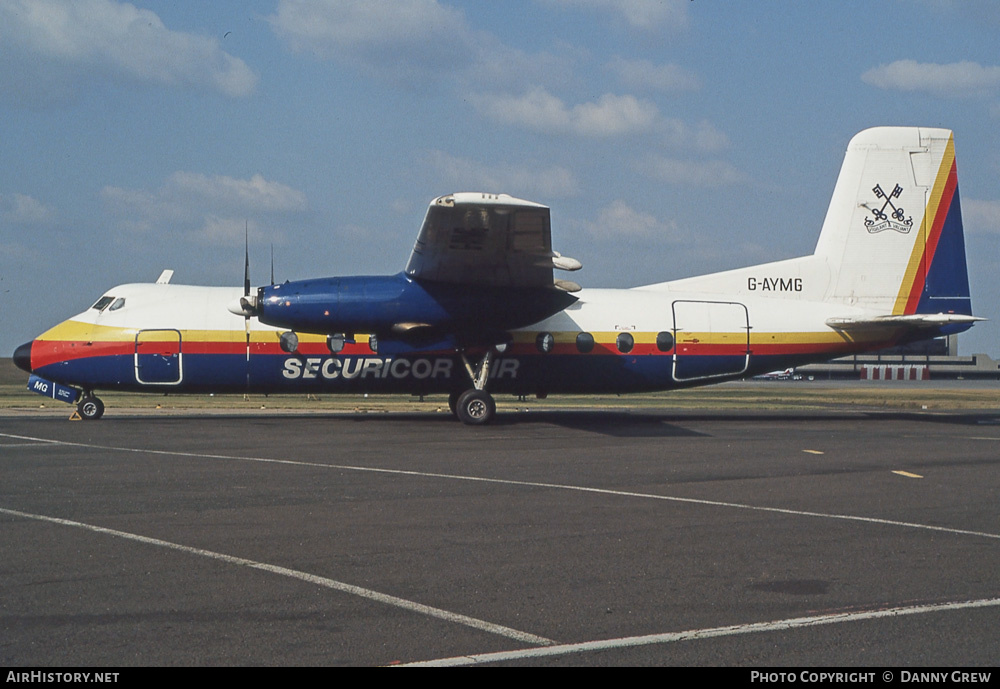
top-left (814, 127), bottom-right (971, 316)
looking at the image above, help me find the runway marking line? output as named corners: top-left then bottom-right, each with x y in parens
top-left (2, 432), bottom-right (999, 542)
top-left (0, 506), bottom-right (554, 648)
top-left (398, 596), bottom-right (1000, 666)
top-left (892, 470), bottom-right (924, 479)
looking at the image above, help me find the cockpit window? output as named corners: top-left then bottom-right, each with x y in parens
top-left (108, 297), bottom-right (126, 311)
top-left (91, 296), bottom-right (114, 311)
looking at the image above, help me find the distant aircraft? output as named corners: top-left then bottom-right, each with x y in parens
top-left (14, 127), bottom-right (981, 424)
top-left (754, 368), bottom-right (797, 381)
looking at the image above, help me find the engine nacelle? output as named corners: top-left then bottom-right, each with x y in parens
top-left (253, 272), bottom-right (577, 347)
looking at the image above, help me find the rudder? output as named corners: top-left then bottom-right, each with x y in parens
top-left (814, 127), bottom-right (972, 317)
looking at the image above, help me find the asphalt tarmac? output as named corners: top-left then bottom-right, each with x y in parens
top-left (2, 409), bottom-right (999, 667)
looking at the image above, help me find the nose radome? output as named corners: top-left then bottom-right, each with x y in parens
top-left (13, 341), bottom-right (33, 373)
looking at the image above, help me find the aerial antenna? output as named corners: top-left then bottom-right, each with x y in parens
top-left (270, 243), bottom-right (275, 286)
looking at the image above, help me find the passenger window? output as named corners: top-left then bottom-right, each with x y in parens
top-left (616, 332), bottom-right (634, 354)
top-left (656, 331), bottom-right (674, 352)
top-left (279, 331), bottom-right (299, 353)
top-left (576, 332), bottom-right (594, 353)
top-left (536, 332), bottom-right (554, 354)
top-left (327, 333), bottom-right (345, 353)
top-left (108, 298), bottom-right (126, 312)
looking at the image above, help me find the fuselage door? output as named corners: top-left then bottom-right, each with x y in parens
top-left (671, 300), bottom-right (750, 382)
top-left (135, 329), bottom-right (183, 385)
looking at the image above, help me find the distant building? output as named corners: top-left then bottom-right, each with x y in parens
top-left (798, 337), bottom-right (1000, 380)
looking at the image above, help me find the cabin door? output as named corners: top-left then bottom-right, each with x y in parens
top-left (135, 329), bottom-right (183, 384)
top-left (671, 300), bottom-right (750, 382)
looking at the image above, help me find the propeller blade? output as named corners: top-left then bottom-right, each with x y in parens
top-left (244, 221), bottom-right (251, 298)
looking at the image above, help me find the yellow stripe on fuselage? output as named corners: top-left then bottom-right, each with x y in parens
top-left (36, 319), bottom-right (343, 345)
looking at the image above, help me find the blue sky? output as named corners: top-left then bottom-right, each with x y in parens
top-left (3, 0), bottom-right (1000, 356)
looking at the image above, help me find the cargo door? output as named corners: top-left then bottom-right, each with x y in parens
top-left (672, 300), bottom-right (749, 382)
top-left (135, 329), bottom-right (183, 384)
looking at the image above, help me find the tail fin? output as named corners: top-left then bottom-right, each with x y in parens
top-left (815, 127), bottom-right (972, 317)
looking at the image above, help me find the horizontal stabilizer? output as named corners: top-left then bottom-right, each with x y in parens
top-left (826, 313), bottom-right (985, 331)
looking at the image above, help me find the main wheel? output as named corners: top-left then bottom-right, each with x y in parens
top-left (455, 389), bottom-right (496, 425)
top-left (77, 396), bottom-right (105, 421)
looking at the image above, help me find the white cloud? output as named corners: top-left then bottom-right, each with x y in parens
top-left (607, 57), bottom-right (700, 92)
top-left (101, 172), bottom-right (306, 243)
top-left (587, 200), bottom-right (672, 238)
top-left (166, 173), bottom-right (307, 214)
top-left (963, 199), bottom-right (1000, 234)
top-left (0, 193), bottom-right (56, 225)
top-left (0, 0), bottom-right (257, 105)
top-left (470, 88), bottom-right (659, 137)
top-left (269, 0), bottom-right (576, 91)
top-left (541, 0), bottom-right (689, 31)
top-left (198, 216), bottom-right (267, 245)
top-left (427, 151), bottom-right (580, 198)
top-left (270, 0), bottom-right (473, 81)
top-left (470, 87), bottom-right (729, 152)
top-left (862, 60), bottom-right (1000, 98)
top-left (644, 156), bottom-right (748, 187)
top-left (573, 200), bottom-right (684, 244)
top-left (661, 119), bottom-right (730, 152)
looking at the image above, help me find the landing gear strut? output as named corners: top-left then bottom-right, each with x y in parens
top-left (77, 394), bottom-right (105, 421)
top-left (453, 348), bottom-right (498, 425)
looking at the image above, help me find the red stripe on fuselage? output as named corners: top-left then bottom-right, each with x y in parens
top-left (32, 334), bottom-right (901, 370)
top-left (31, 340), bottom-right (132, 369)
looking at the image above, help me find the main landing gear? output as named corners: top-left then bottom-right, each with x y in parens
top-left (77, 394), bottom-right (105, 421)
top-left (451, 348), bottom-right (498, 425)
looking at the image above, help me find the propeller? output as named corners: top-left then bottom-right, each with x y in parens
top-left (228, 222), bottom-right (260, 318)
top-left (241, 223), bottom-right (252, 395)
top-left (227, 223), bottom-right (259, 318)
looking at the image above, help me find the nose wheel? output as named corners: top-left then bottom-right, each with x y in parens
top-left (77, 395), bottom-right (105, 421)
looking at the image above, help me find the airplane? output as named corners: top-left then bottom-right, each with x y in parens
top-left (754, 368), bottom-right (798, 381)
top-left (13, 127), bottom-right (982, 425)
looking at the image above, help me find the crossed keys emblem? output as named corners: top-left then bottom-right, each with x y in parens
top-left (865, 183), bottom-right (913, 234)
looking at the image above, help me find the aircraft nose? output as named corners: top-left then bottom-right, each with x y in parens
top-left (13, 341), bottom-right (33, 373)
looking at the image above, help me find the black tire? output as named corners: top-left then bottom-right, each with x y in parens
top-left (455, 389), bottom-right (495, 425)
top-left (448, 391), bottom-right (462, 417)
top-left (78, 396), bottom-right (105, 421)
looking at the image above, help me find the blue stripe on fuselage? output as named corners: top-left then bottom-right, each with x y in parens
top-left (34, 351), bottom-right (835, 396)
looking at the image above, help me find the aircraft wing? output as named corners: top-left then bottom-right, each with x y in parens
top-left (404, 193), bottom-right (581, 291)
top-left (826, 314), bottom-right (985, 331)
